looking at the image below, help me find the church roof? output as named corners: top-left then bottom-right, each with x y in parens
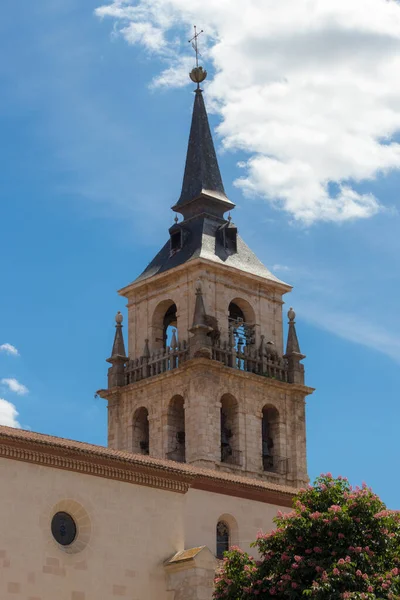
top-left (0, 425), bottom-right (296, 506)
top-left (130, 85), bottom-right (289, 289)
top-left (134, 215), bottom-right (289, 287)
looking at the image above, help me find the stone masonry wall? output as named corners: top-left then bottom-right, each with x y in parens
top-left (108, 359), bottom-right (309, 487)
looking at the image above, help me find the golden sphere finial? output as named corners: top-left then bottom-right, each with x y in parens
top-left (189, 66), bottom-right (207, 85)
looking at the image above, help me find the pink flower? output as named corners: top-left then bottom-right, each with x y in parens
top-left (338, 533), bottom-right (345, 539)
top-left (333, 568), bottom-right (340, 576)
top-left (338, 559), bottom-right (345, 565)
top-left (313, 547), bottom-right (322, 553)
top-left (310, 512), bottom-right (322, 520)
top-left (291, 582), bottom-right (298, 589)
top-left (368, 586), bottom-right (373, 593)
top-left (294, 555), bottom-right (303, 563)
top-left (356, 570), bottom-right (362, 577)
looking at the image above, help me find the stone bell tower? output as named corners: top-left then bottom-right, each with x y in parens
top-left (98, 66), bottom-right (314, 488)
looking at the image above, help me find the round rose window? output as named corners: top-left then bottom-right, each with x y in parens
top-left (51, 511), bottom-right (77, 546)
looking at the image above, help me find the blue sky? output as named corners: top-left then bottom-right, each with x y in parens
top-left (1, 0), bottom-right (400, 508)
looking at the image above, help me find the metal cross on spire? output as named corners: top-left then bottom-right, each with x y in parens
top-left (189, 25), bottom-right (204, 69)
top-left (188, 26), bottom-right (207, 88)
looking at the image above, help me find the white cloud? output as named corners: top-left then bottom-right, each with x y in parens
top-left (300, 303), bottom-right (400, 365)
top-left (0, 398), bottom-right (20, 428)
top-left (0, 343), bottom-right (19, 356)
top-left (1, 378), bottom-right (29, 396)
top-left (95, 0), bottom-right (400, 224)
top-left (272, 264), bottom-right (290, 272)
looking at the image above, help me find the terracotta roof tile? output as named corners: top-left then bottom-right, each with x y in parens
top-left (0, 425), bottom-right (297, 497)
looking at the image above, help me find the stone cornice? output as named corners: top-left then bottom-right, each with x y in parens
top-left (0, 426), bottom-right (296, 506)
top-left (118, 257), bottom-right (291, 299)
top-left (0, 440), bottom-right (191, 494)
top-left (98, 357), bottom-right (314, 400)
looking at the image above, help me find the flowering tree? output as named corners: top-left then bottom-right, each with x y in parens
top-left (214, 474), bottom-right (400, 600)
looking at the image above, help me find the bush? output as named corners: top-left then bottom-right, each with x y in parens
top-left (214, 474), bottom-right (400, 599)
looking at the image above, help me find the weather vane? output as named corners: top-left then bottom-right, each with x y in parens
top-left (188, 25), bottom-right (207, 88)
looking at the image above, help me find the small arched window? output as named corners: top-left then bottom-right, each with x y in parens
top-left (262, 405), bottom-right (288, 474)
top-left (220, 394), bottom-right (240, 465)
top-left (216, 521), bottom-right (230, 559)
top-left (166, 395), bottom-right (186, 463)
top-left (132, 407), bottom-right (149, 455)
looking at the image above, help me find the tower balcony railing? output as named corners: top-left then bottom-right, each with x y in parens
top-left (212, 339), bottom-right (289, 382)
top-left (122, 337), bottom-right (289, 386)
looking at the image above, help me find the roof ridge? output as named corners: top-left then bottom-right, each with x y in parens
top-left (0, 425), bottom-right (297, 496)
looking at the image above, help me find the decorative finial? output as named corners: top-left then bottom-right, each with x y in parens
top-left (288, 307), bottom-right (296, 322)
top-left (115, 311), bottom-right (123, 325)
top-left (195, 278), bottom-right (202, 294)
top-left (174, 215), bottom-right (179, 224)
top-left (189, 26), bottom-right (207, 87)
top-left (228, 213), bottom-right (232, 222)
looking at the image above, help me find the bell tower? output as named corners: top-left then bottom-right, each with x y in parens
top-left (98, 65), bottom-right (314, 488)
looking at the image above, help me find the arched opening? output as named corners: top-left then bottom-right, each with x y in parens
top-left (228, 299), bottom-right (256, 364)
top-left (262, 405), bottom-right (285, 473)
top-left (166, 395), bottom-right (185, 463)
top-left (216, 520), bottom-right (230, 559)
top-left (163, 303), bottom-right (177, 349)
top-left (132, 407), bottom-right (149, 455)
top-left (220, 394), bottom-right (240, 465)
top-left (151, 299), bottom-right (178, 350)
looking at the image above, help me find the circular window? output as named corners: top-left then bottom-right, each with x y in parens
top-left (51, 511), bottom-right (77, 546)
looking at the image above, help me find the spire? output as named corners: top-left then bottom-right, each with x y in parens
top-left (189, 280), bottom-right (213, 358)
top-left (106, 312), bottom-right (128, 388)
top-left (285, 308), bottom-right (302, 356)
top-left (172, 86), bottom-right (235, 219)
top-left (191, 280), bottom-right (209, 329)
top-left (284, 308), bottom-right (305, 385)
top-left (110, 312), bottom-right (127, 359)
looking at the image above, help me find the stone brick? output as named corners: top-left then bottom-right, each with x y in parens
top-left (7, 582), bottom-right (21, 593)
top-left (113, 584), bottom-right (127, 596)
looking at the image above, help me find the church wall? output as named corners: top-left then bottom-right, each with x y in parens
top-left (184, 488), bottom-right (287, 557)
top-left (0, 457), bottom-right (184, 600)
top-left (0, 455), bottom-right (291, 600)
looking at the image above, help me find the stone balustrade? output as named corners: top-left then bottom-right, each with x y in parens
top-left (118, 336), bottom-right (291, 388)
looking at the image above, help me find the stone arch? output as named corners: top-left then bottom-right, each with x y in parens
top-left (151, 299), bottom-right (178, 350)
top-left (132, 407), bottom-right (149, 455)
top-left (262, 404), bottom-right (286, 474)
top-left (216, 513), bottom-right (238, 559)
top-left (228, 298), bottom-right (256, 350)
top-left (229, 297), bottom-right (256, 325)
top-left (220, 394), bottom-right (240, 465)
top-left (166, 395), bottom-right (186, 463)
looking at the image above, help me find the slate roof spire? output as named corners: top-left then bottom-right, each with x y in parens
top-left (172, 67), bottom-right (235, 220)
